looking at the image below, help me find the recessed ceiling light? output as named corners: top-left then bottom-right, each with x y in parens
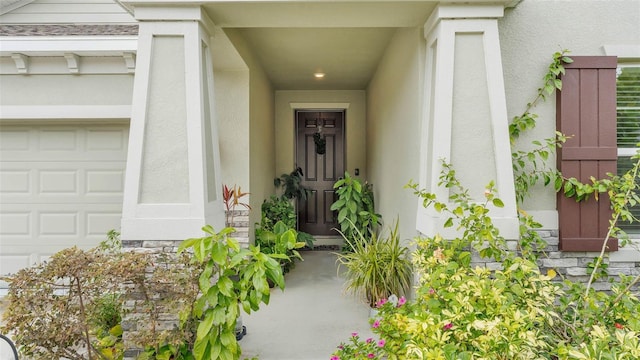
top-left (314, 72), bottom-right (325, 79)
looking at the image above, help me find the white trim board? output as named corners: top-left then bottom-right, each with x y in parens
top-left (0, 37), bottom-right (138, 57)
top-left (0, 105), bottom-right (132, 120)
top-left (289, 102), bottom-right (351, 109)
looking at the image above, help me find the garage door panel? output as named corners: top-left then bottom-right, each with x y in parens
top-left (39, 129), bottom-right (78, 151)
top-left (0, 128), bottom-right (30, 152)
top-left (0, 170), bottom-right (31, 194)
top-left (0, 212), bottom-right (31, 236)
top-left (39, 212), bottom-right (78, 236)
top-left (86, 128), bottom-right (127, 151)
top-left (1, 162), bottom-right (125, 203)
top-left (86, 169), bottom-right (125, 194)
top-left (0, 254), bottom-right (32, 287)
top-left (0, 125), bottom-right (128, 161)
top-left (39, 169), bottom-right (79, 194)
top-left (86, 211), bottom-right (121, 236)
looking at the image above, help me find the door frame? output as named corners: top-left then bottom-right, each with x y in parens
top-left (291, 103), bottom-right (348, 238)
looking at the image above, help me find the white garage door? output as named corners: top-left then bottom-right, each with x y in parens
top-left (0, 123), bottom-right (128, 285)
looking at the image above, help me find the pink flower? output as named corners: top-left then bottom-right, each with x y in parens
top-left (367, 354), bottom-right (375, 359)
top-left (615, 323), bottom-right (624, 329)
top-left (375, 298), bottom-right (387, 308)
top-left (443, 323), bottom-right (453, 330)
top-left (351, 332), bottom-right (358, 337)
top-left (331, 356), bottom-right (340, 360)
top-left (429, 288), bottom-right (436, 295)
top-left (372, 320), bottom-right (380, 328)
top-left (366, 338), bottom-right (373, 344)
top-left (397, 296), bottom-right (406, 307)
top-left (338, 345), bottom-right (344, 350)
top-left (378, 339), bottom-right (386, 347)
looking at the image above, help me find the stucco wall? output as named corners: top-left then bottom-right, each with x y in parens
top-left (499, 0), bottom-right (640, 226)
top-left (0, 74), bottom-right (133, 105)
top-left (225, 29), bottom-right (276, 240)
top-left (215, 69), bottom-right (250, 190)
top-left (274, 90), bottom-right (366, 179)
top-left (366, 27), bottom-right (424, 242)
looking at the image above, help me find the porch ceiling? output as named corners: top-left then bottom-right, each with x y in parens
top-left (202, 1), bottom-right (440, 90)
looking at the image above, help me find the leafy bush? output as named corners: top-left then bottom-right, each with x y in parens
top-left (0, 239), bottom-right (145, 360)
top-left (177, 225), bottom-right (286, 360)
top-left (331, 172), bottom-right (381, 244)
top-left (332, 180), bottom-right (640, 359)
top-left (256, 194), bottom-right (314, 250)
top-left (376, 236), bottom-right (559, 359)
top-left (274, 167), bottom-right (311, 201)
top-left (255, 221), bottom-right (306, 273)
top-left (259, 195), bottom-right (297, 231)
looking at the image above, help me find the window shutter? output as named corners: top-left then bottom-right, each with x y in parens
top-left (556, 56), bottom-right (618, 252)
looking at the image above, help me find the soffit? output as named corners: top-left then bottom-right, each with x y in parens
top-left (201, 1), bottom-right (439, 90)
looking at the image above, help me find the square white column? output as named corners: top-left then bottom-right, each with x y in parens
top-left (417, 5), bottom-right (519, 240)
top-left (121, 5), bottom-right (224, 240)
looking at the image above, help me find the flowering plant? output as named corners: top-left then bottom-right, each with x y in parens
top-left (330, 332), bottom-right (387, 360)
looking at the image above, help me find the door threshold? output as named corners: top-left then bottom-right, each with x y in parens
top-left (309, 235), bottom-right (343, 248)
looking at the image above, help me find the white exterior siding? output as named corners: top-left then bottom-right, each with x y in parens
top-left (0, 0), bottom-right (135, 24)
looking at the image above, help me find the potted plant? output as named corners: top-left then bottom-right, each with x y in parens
top-left (335, 219), bottom-right (412, 312)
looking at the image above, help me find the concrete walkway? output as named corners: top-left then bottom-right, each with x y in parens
top-left (240, 250), bottom-right (375, 360)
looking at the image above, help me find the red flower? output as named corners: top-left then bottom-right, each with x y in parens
top-left (615, 323), bottom-right (624, 329)
top-left (443, 323), bottom-right (453, 330)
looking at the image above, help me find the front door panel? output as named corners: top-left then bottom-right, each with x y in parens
top-left (295, 110), bottom-right (344, 235)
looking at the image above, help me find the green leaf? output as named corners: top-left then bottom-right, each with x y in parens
top-left (554, 176), bottom-right (563, 191)
top-left (444, 218), bottom-right (454, 228)
top-left (353, 180), bottom-right (362, 193)
top-left (197, 311), bottom-right (215, 341)
top-left (338, 208), bottom-right (348, 222)
top-left (226, 237), bottom-right (240, 252)
top-left (217, 276), bottom-right (234, 297)
top-left (202, 224), bottom-right (216, 235)
top-left (199, 264), bottom-right (213, 292)
top-left (210, 242), bottom-right (227, 264)
top-left (544, 84), bottom-right (554, 95)
top-left (330, 199), bottom-right (345, 210)
top-left (492, 198), bottom-right (504, 208)
top-left (220, 329), bottom-right (236, 347)
top-left (554, 78), bottom-right (562, 90)
top-left (178, 238), bottom-right (198, 254)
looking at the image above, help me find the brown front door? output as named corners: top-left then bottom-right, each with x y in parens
top-left (295, 110), bottom-right (345, 235)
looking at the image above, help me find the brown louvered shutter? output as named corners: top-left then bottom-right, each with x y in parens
top-left (556, 56), bottom-right (618, 252)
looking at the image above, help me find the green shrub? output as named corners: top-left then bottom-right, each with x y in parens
top-left (255, 221), bottom-right (306, 273)
top-left (259, 195), bottom-right (296, 231)
top-left (177, 225), bottom-right (286, 360)
top-left (331, 172), bottom-right (381, 245)
top-left (0, 243), bottom-right (145, 360)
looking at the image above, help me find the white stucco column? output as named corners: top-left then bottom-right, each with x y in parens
top-left (121, 5), bottom-right (224, 240)
top-left (417, 5), bottom-right (519, 240)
